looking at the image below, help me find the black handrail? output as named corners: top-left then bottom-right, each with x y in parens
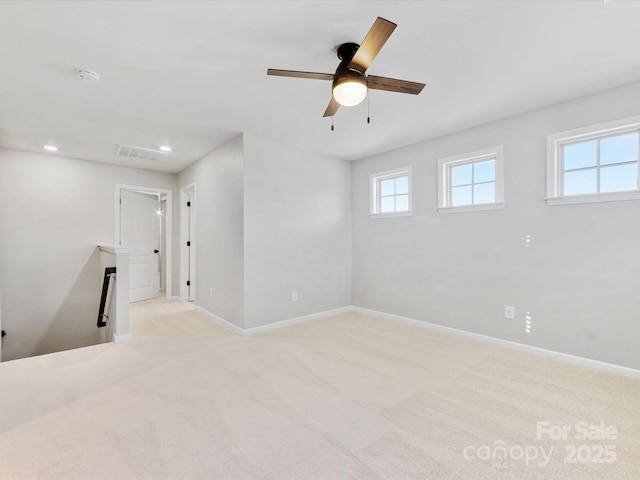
top-left (97, 267), bottom-right (116, 328)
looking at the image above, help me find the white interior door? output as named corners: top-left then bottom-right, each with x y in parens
top-left (120, 190), bottom-right (160, 303)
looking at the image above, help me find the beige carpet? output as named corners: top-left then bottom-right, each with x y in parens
top-left (0, 297), bottom-right (638, 479)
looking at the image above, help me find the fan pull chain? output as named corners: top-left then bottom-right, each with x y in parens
top-left (331, 116), bottom-right (334, 131)
top-left (367, 92), bottom-right (371, 124)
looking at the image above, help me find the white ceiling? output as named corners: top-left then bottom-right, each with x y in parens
top-left (1, 1), bottom-right (640, 173)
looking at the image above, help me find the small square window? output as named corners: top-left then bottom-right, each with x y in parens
top-left (370, 166), bottom-right (412, 218)
top-left (437, 146), bottom-right (504, 213)
top-left (560, 132), bottom-right (638, 196)
top-left (546, 116), bottom-right (640, 205)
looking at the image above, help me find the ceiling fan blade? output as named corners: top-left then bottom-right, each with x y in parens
top-left (267, 69), bottom-right (334, 81)
top-left (348, 17), bottom-right (397, 74)
top-left (323, 96), bottom-right (341, 117)
top-left (367, 75), bottom-right (426, 95)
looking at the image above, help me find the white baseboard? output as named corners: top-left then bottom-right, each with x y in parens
top-left (244, 306), bottom-right (352, 336)
top-left (113, 333), bottom-right (131, 343)
top-left (195, 306), bottom-right (244, 336)
top-left (351, 306), bottom-right (640, 380)
top-left (195, 305), bottom-right (352, 337)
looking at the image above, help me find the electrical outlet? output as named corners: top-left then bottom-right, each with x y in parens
top-left (292, 291), bottom-right (298, 302)
top-left (209, 287), bottom-right (214, 298)
top-left (505, 305), bottom-right (515, 320)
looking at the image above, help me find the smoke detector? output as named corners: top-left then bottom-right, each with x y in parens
top-left (76, 69), bottom-right (100, 83)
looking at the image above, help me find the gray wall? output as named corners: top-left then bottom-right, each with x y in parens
top-left (178, 136), bottom-right (245, 328)
top-left (243, 133), bottom-right (352, 329)
top-left (0, 148), bottom-right (177, 361)
top-left (352, 81), bottom-right (640, 370)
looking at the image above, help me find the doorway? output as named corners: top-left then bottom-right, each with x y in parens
top-left (180, 183), bottom-right (196, 302)
top-left (115, 185), bottom-right (172, 302)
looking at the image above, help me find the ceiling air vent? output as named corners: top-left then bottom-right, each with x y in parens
top-left (114, 144), bottom-right (164, 161)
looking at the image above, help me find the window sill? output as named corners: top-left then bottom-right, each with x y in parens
top-left (546, 190), bottom-right (640, 206)
top-left (369, 211), bottom-right (413, 220)
top-left (438, 202), bottom-right (505, 214)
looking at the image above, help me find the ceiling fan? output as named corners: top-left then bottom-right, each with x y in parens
top-left (267, 17), bottom-right (426, 118)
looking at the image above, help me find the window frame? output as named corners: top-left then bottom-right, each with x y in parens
top-left (437, 146), bottom-right (505, 214)
top-left (546, 115), bottom-right (640, 206)
top-left (369, 166), bottom-right (413, 219)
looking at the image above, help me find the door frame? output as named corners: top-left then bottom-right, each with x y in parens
top-left (180, 182), bottom-right (196, 302)
top-left (115, 184), bottom-right (173, 300)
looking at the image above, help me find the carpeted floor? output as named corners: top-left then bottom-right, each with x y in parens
top-left (0, 297), bottom-right (638, 479)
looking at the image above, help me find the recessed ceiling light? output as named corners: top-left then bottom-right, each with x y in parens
top-left (44, 145), bottom-right (58, 151)
top-left (159, 145), bottom-right (172, 152)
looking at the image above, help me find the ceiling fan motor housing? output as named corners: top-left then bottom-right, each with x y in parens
top-left (336, 42), bottom-right (365, 77)
top-left (337, 42), bottom-right (360, 64)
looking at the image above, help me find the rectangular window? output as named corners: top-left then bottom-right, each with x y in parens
top-left (546, 115), bottom-right (640, 205)
top-left (450, 159), bottom-right (496, 206)
top-left (562, 132), bottom-right (638, 196)
top-left (370, 166), bottom-right (412, 218)
top-left (437, 146), bottom-right (504, 213)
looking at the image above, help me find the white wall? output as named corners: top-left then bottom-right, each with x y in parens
top-left (352, 81), bottom-right (640, 370)
top-left (179, 134), bottom-right (351, 330)
top-left (178, 136), bottom-right (245, 328)
top-left (243, 133), bottom-right (352, 329)
top-left (0, 148), bottom-right (177, 361)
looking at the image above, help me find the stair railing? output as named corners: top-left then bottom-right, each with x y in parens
top-left (97, 267), bottom-right (116, 328)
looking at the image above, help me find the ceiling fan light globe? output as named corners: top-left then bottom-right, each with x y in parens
top-left (333, 80), bottom-right (367, 107)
